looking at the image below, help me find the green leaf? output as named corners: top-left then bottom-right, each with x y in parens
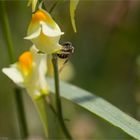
top-left (70, 0), bottom-right (79, 32)
top-left (48, 79), bottom-right (140, 139)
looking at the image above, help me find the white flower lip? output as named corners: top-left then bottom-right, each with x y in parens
top-left (41, 21), bottom-right (64, 37)
top-left (24, 27), bottom-right (41, 40)
top-left (24, 21), bottom-right (64, 40)
top-left (2, 64), bottom-right (24, 87)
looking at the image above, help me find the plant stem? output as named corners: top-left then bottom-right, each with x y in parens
top-left (52, 54), bottom-right (72, 139)
top-left (34, 96), bottom-right (49, 138)
top-left (49, 0), bottom-right (59, 13)
top-left (0, 1), bottom-right (28, 138)
top-left (14, 88), bottom-right (28, 138)
top-left (0, 1), bottom-right (14, 63)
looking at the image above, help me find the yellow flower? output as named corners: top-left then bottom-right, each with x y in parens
top-left (27, 0), bottom-right (38, 12)
top-left (2, 46), bottom-right (49, 99)
top-left (24, 8), bottom-right (64, 54)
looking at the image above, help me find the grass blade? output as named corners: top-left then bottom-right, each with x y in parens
top-left (48, 79), bottom-right (140, 139)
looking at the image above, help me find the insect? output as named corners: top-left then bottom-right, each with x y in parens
top-left (57, 42), bottom-right (74, 72)
top-left (57, 42), bottom-right (74, 59)
top-left (37, 42), bottom-right (74, 73)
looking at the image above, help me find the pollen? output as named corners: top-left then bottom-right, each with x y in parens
top-left (18, 51), bottom-right (33, 76)
top-left (32, 10), bottom-right (54, 25)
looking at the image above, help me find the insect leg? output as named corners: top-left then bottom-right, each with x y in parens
top-left (59, 58), bottom-right (69, 73)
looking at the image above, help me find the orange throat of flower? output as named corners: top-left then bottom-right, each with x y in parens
top-left (18, 51), bottom-right (33, 76)
top-left (31, 9), bottom-right (55, 27)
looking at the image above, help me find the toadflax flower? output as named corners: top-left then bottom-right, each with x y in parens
top-left (24, 7), bottom-right (64, 54)
top-left (2, 46), bottom-right (49, 99)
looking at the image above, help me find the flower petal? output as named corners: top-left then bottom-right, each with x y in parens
top-left (27, 45), bottom-right (49, 97)
top-left (2, 65), bottom-right (24, 87)
top-left (24, 27), bottom-right (41, 40)
top-left (40, 21), bottom-right (64, 37)
top-left (38, 53), bottom-right (49, 93)
top-left (30, 33), bottom-right (63, 54)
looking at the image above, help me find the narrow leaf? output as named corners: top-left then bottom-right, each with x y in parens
top-left (70, 0), bottom-right (79, 32)
top-left (48, 79), bottom-right (140, 139)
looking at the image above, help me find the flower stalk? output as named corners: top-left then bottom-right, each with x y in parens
top-left (0, 1), bottom-right (14, 63)
top-left (14, 88), bottom-right (28, 138)
top-left (52, 53), bottom-right (72, 139)
top-left (34, 95), bottom-right (49, 138)
top-left (49, 0), bottom-right (59, 14)
top-left (0, 1), bottom-right (28, 138)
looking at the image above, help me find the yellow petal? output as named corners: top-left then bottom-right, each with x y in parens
top-left (30, 32), bottom-right (63, 54)
top-left (18, 51), bottom-right (33, 76)
top-left (31, 9), bottom-right (55, 27)
top-left (70, 0), bottom-right (79, 32)
top-left (24, 27), bottom-right (41, 39)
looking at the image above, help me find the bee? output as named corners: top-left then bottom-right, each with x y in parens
top-left (57, 42), bottom-right (74, 72)
top-left (37, 42), bottom-right (74, 73)
top-left (57, 42), bottom-right (74, 59)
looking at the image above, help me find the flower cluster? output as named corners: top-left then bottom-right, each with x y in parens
top-left (2, 3), bottom-right (66, 100)
top-left (2, 1), bottom-right (75, 100)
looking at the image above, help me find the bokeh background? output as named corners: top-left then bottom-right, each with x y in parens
top-left (0, 0), bottom-right (140, 139)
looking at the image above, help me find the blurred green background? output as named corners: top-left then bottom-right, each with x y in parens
top-left (0, 0), bottom-right (140, 139)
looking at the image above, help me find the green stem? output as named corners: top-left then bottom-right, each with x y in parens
top-left (14, 88), bottom-right (28, 138)
top-left (0, 1), bottom-right (28, 138)
top-left (49, 0), bottom-right (59, 13)
top-left (52, 54), bottom-right (72, 139)
top-left (34, 96), bottom-right (49, 138)
top-left (0, 1), bottom-right (15, 63)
